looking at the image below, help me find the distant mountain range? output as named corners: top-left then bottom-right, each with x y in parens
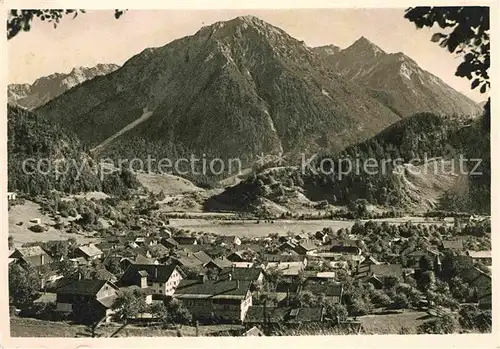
top-left (319, 37), bottom-right (480, 117)
top-left (8, 64), bottom-right (120, 110)
top-left (15, 16), bottom-right (480, 172)
top-left (35, 16), bottom-right (402, 166)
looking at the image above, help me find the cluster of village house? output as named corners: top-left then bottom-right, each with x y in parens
top-left (9, 225), bottom-right (492, 327)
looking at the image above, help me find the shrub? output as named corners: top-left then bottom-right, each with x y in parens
top-left (29, 224), bottom-right (46, 233)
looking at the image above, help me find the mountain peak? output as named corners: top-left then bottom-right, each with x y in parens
top-left (198, 15), bottom-right (286, 39)
top-left (348, 36), bottom-right (385, 56)
top-left (234, 15), bottom-right (263, 23)
top-left (8, 64), bottom-right (120, 110)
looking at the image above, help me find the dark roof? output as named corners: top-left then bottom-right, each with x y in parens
top-left (244, 306), bottom-right (290, 323)
top-left (206, 257), bottom-right (233, 269)
top-left (275, 281), bottom-right (301, 293)
top-left (262, 254), bottom-right (305, 263)
top-left (177, 242), bottom-right (212, 253)
top-left (162, 237), bottom-right (179, 247)
top-left (219, 267), bottom-right (263, 282)
top-left (287, 307), bottom-right (324, 323)
top-left (369, 264), bottom-right (403, 278)
top-left (301, 281), bottom-right (343, 297)
top-left (329, 239), bottom-right (360, 247)
top-left (173, 236), bottom-right (198, 245)
top-left (119, 263), bottom-right (184, 285)
top-left (95, 242), bottom-right (115, 251)
top-left (218, 236), bottom-right (239, 243)
top-left (278, 241), bottom-right (297, 250)
top-left (129, 247), bottom-right (151, 257)
top-left (55, 279), bottom-right (117, 296)
top-left (175, 279), bottom-right (251, 299)
top-left (442, 240), bottom-right (464, 250)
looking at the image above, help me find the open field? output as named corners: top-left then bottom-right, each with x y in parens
top-left (358, 311), bottom-right (429, 334)
top-left (8, 201), bottom-right (100, 247)
top-left (169, 218), bottom-right (354, 236)
top-left (10, 317), bottom-right (244, 337)
top-left (9, 200), bottom-right (458, 244)
top-left (168, 217), bottom-right (454, 237)
top-left (136, 172), bottom-right (204, 195)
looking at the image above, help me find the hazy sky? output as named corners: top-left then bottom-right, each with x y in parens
top-left (8, 9), bottom-right (485, 102)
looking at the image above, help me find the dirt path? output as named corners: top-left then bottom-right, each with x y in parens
top-left (90, 107), bottom-right (153, 154)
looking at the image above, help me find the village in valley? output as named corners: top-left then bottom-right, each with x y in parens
top-left (7, 187), bottom-right (492, 337)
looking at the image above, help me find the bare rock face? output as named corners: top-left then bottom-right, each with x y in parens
top-left (8, 63), bottom-right (120, 110)
top-left (321, 36), bottom-right (481, 118)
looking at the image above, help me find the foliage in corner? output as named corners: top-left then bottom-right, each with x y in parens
top-left (7, 9), bottom-right (127, 40)
top-left (405, 7), bottom-right (490, 94)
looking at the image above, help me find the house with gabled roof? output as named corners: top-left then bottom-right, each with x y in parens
top-left (243, 306), bottom-right (290, 326)
top-left (314, 230), bottom-right (331, 244)
top-left (9, 246), bottom-right (54, 268)
top-left (174, 277), bottom-right (253, 323)
top-left (466, 250), bottom-right (492, 265)
top-left (302, 271), bottom-right (337, 282)
top-left (278, 241), bottom-right (297, 252)
top-left (265, 261), bottom-right (306, 278)
top-left (118, 263), bottom-right (185, 297)
top-left (54, 279), bottom-right (119, 322)
top-left (294, 241), bottom-right (318, 255)
top-left (329, 239), bottom-right (362, 255)
top-left (460, 267), bottom-right (491, 308)
top-left (300, 281), bottom-right (343, 304)
top-left (361, 264), bottom-right (404, 289)
top-left (161, 237), bottom-right (180, 249)
top-left (262, 254), bottom-right (307, 265)
top-left (357, 255), bottom-right (381, 276)
top-left (219, 266), bottom-right (265, 285)
top-left (227, 249), bottom-right (257, 263)
top-left (120, 255), bottom-right (159, 270)
top-left (404, 248), bottom-right (441, 271)
top-left (217, 235), bottom-right (242, 246)
top-left (204, 257), bottom-right (233, 271)
top-left (9, 246), bottom-right (62, 288)
top-left (192, 251), bottom-right (212, 265)
top-left (73, 244), bottom-right (103, 261)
